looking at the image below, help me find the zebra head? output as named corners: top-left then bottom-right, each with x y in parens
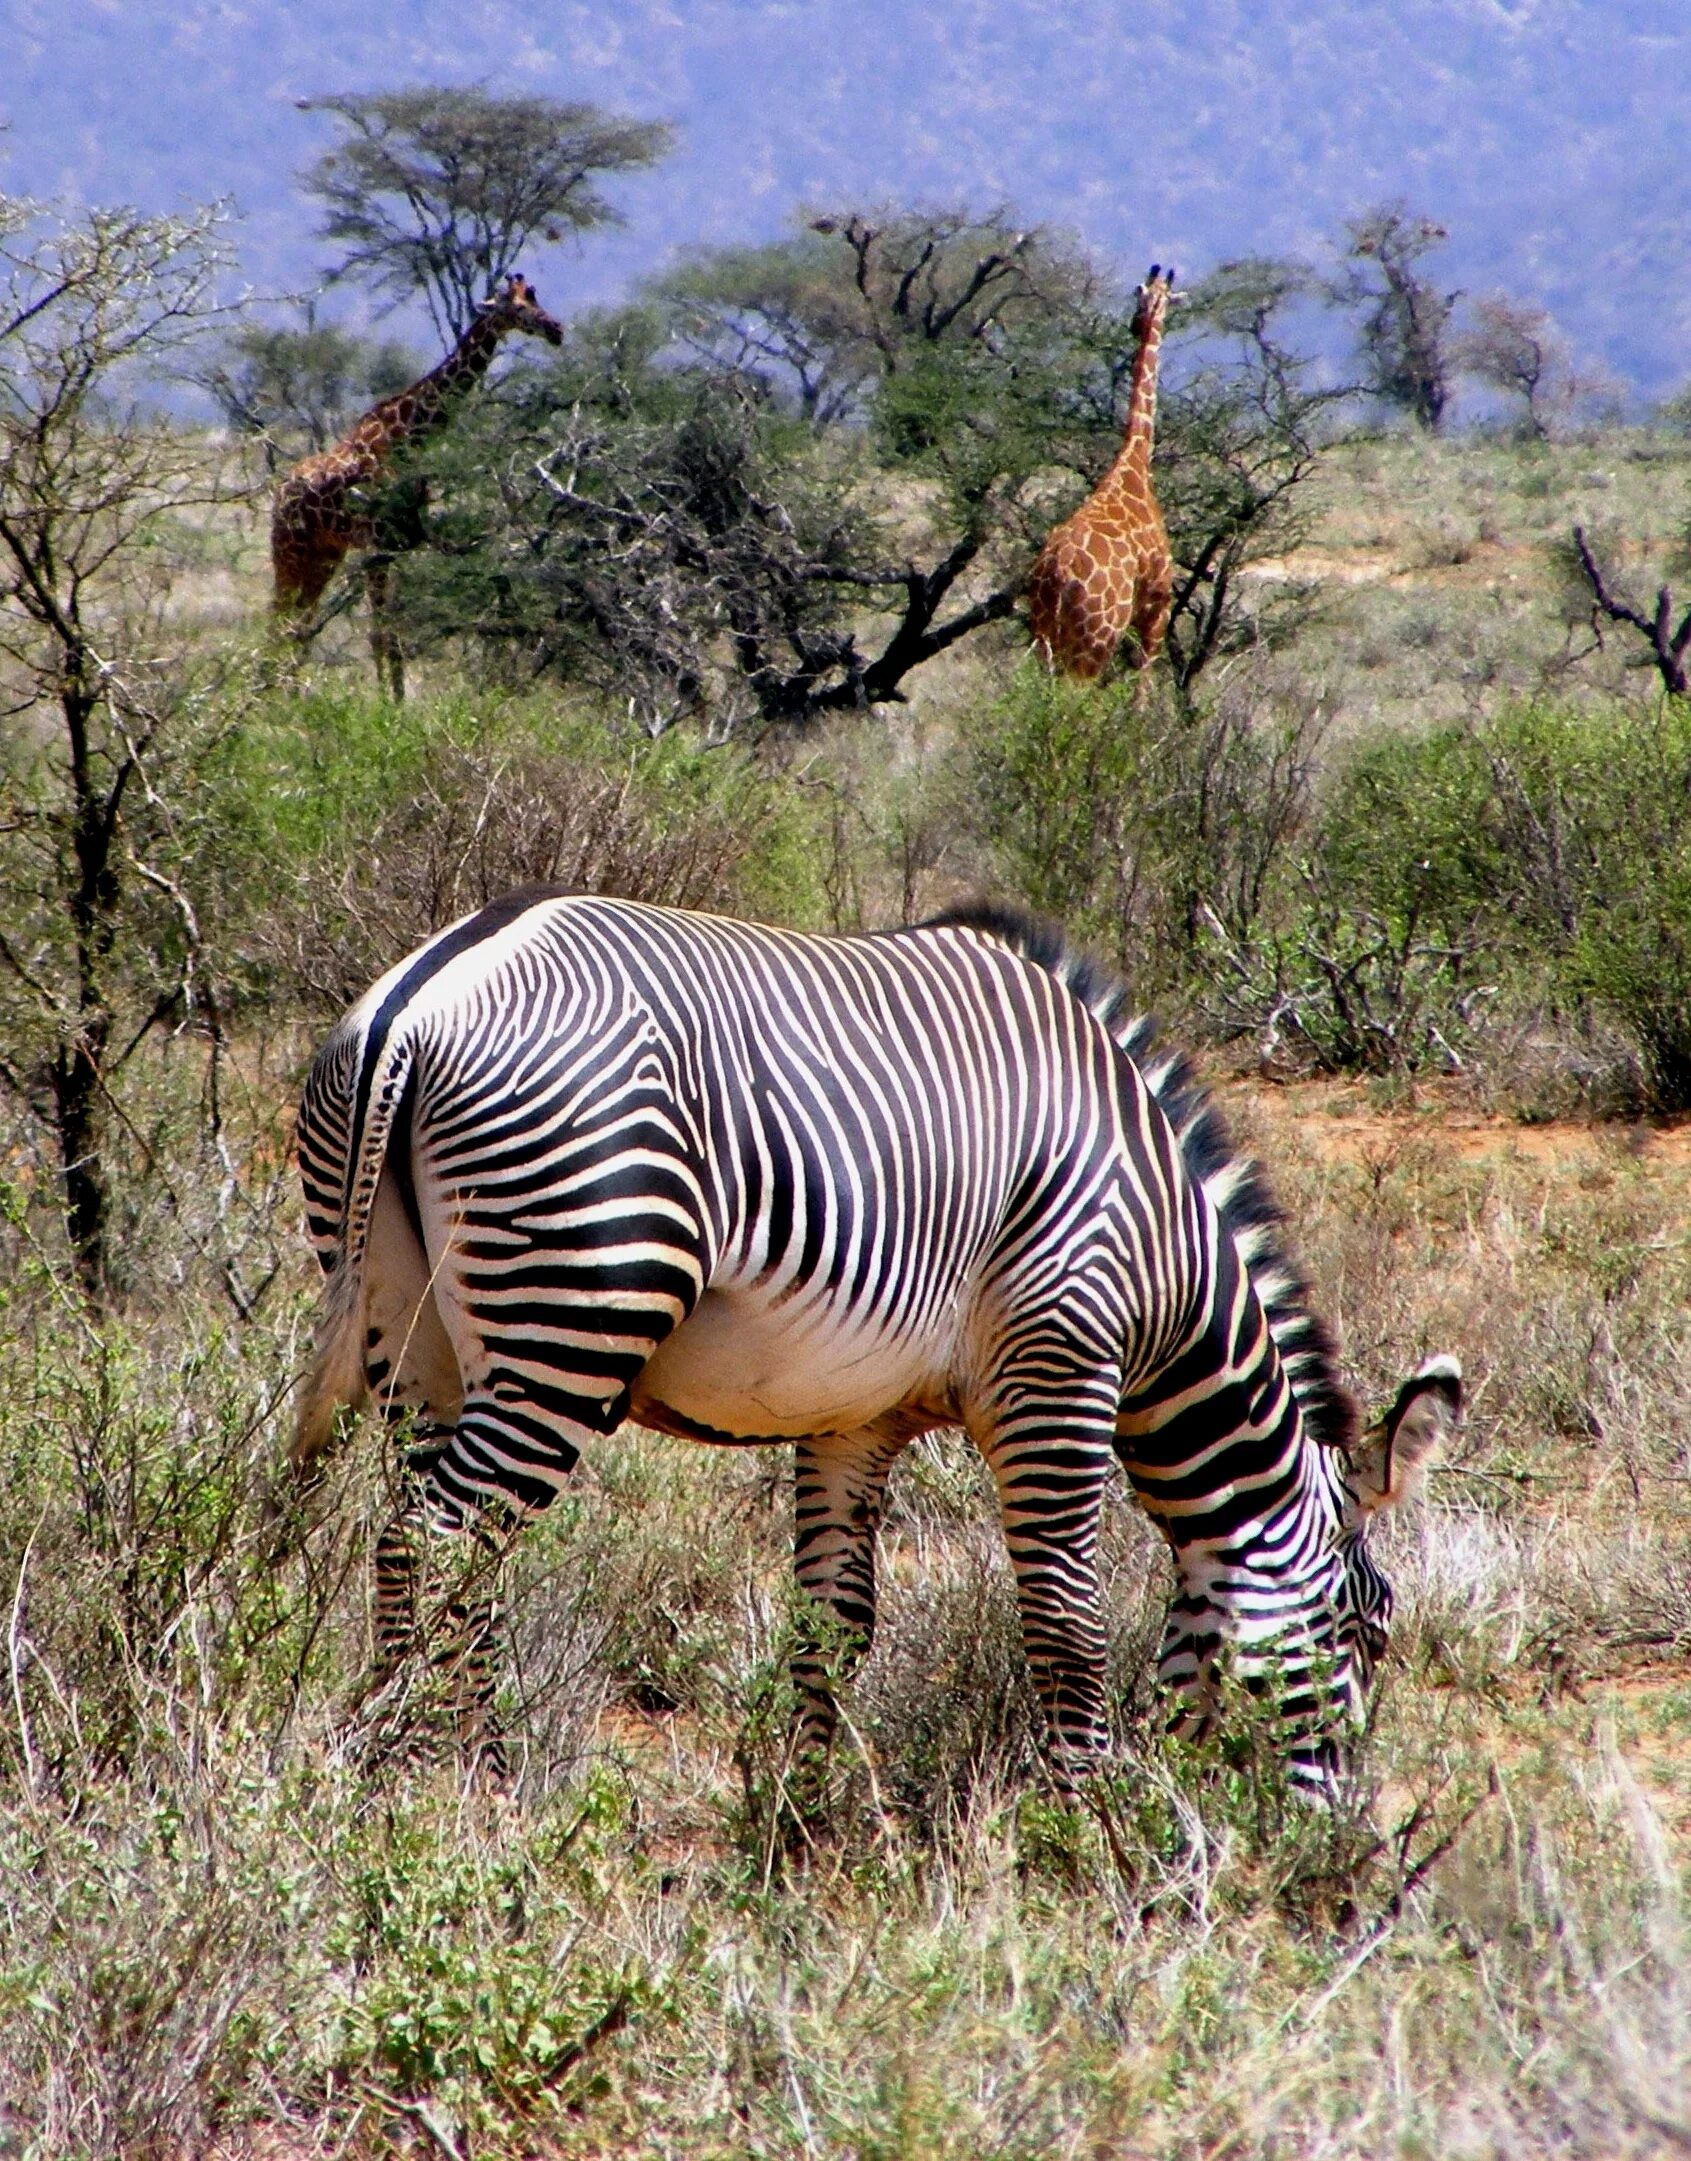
top-left (1331, 1353), bottom-right (1464, 1697)
top-left (1155, 1352), bottom-right (1462, 1794)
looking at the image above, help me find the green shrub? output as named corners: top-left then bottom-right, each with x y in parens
top-left (962, 669), bottom-right (1154, 930)
top-left (1194, 696), bottom-right (1691, 1105)
top-left (962, 667), bottom-right (1322, 999)
top-left (195, 687), bottom-right (836, 1015)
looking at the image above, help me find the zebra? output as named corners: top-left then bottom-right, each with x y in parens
top-left (292, 890), bottom-right (1460, 1795)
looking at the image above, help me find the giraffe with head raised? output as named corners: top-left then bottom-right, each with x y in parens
top-left (1028, 265), bottom-right (1178, 681)
top-left (270, 273), bottom-right (564, 697)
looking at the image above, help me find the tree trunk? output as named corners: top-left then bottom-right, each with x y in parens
top-left (57, 677), bottom-right (120, 1299)
top-left (51, 1033), bottom-right (109, 1300)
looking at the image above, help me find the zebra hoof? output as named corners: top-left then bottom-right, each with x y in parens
top-left (336, 1666), bottom-right (512, 1789)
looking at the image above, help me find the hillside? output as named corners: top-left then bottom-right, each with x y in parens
top-left (8, 0), bottom-right (1691, 392)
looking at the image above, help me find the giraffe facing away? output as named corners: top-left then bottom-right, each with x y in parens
top-left (270, 273), bottom-right (564, 697)
top-left (1028, 266), bottom-right (1179, 681)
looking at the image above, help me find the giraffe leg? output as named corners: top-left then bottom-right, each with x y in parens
top-left (270, 537), bottom-right (325, 680)
top-left (1057, 573), bottom-right (1109, 681)
top-left (1075, 547), bottom-right (1122, 680)
top-left (366, 557), bottom-right (405, 702)
top-left (1132, 578), bottom-right (1173, 670)
top-left (271, 511), bottom-right (339, 617)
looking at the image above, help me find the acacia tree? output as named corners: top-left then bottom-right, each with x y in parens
top-left (1156, 256), bottom-right (1352, 689)
top-left (1461, 294), bottom-right (1559, 436)
top-left (391, 213), bottom-right (1346, 730)
top-left (1456, 294), bottom-right (1570, 440)
top-left (400, 210), bottom-right (1103, 729)
top-left (658, 231), bottom-right (880, 425)
top-left (659, 208), bottom-right (1103, 422)
top-left (1338, 204), bottom-right (1457, 431)
top-left (298, 86), bottom-right (674, 341)
top-left (0, 196), bottom-right (243, 1297)
top-left (197, 311), bottom-right (418, 468)
top-left (404, 317), bottom-right (1017, 733)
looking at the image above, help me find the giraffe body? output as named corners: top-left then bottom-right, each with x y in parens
top-left (270, 275), bottom-right (563, 691)
top-left (1029, 267), bottom-right (1177, 680)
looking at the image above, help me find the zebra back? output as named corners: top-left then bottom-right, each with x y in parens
top-left (925, 903), bottom-right (1358, 1453)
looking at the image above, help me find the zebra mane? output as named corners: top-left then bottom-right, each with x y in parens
top-left (925, 903), bottom-right (1359, 1453)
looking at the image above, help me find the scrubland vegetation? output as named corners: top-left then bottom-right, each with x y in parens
top-left (3, 167), bottom-right (1691, 2157)
top-left (3, 1022), bottom-right (1690, 2157)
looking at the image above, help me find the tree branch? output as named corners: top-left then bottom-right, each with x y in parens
top-left (1573, 524), bottom-right (1691, 696)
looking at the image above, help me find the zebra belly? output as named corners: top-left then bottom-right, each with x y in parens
top-left (631, 1288), bottom-right (946, 1440)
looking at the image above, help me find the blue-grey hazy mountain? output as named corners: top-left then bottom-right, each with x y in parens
top-left (5, 0), bottom-right (1687, 393)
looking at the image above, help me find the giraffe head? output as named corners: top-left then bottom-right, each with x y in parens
top-left (480, 274), bottom-right (565, 347)
top-left (1130, 265), bottom-right (1179, 344)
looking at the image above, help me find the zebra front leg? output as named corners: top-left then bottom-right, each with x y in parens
top-left (971, 1371), bottom-right (1122, 1792)
top-left (1151, 1539), bottom-right (1354, 1799)
top-left (789, 1430), bottom-right (904, 1809)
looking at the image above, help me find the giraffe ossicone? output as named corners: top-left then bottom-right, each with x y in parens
top-left (1028, 264), bottom-right (1180, 681)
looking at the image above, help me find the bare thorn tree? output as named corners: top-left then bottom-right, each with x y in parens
top-left (1338, 204), bottom-right (1457, 432)
top-left (297, 86), bottom-right (675, 343)
top-left (0, 195), bottom-right (246, 1298)
top-left (1571, 525), bottom-right (1691, 698)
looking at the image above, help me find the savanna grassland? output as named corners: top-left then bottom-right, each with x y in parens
top-left (6, 301), bottom-right (1691, 2161)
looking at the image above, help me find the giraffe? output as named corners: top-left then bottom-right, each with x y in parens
top-left (1028, 265), bottom-right (1179, 681)
top-left (270, 273), bottom-right (564, 698)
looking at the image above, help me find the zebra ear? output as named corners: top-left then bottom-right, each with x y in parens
top-left (1350, 1355), bottom-right (1462, 1515)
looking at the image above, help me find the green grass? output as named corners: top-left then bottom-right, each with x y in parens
top-left (1262, 426), bottom-right (1691, 736)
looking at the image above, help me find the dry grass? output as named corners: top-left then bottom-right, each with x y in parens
top-left (1, 1061), bottom-right (1688, 2158)
top-left (1241, 427), bottom-right (1691, 739)
top-left (5, 420), bottom-right (1691, 2154)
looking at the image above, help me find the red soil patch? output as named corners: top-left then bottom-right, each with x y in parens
top-left (1220, 1076), bottom-right (1691, 1175)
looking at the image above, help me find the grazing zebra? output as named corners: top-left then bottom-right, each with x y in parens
top-left (293, 892), bottom-right (1459, 1794)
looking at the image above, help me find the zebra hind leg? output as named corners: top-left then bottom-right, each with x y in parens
top-left (386, 1368), bottom-right (648, 1782)
top-left (364, 1450), bottom-right (512, 1785)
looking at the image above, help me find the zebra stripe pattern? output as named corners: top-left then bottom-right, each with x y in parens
top-left (294, 892), bottom-right (1458, 1793)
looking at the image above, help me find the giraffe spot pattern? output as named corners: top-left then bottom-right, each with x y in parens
top-left (1028, 270), bottom-right (1177, 681)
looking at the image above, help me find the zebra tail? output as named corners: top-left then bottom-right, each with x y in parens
top-left (292, 1026), bottom-right (417, 1475)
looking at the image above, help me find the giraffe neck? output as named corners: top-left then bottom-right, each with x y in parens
top-left (349, 313), bottom-right (507, 467)
top-left (1102, 312), bottom-right (1166, 493)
